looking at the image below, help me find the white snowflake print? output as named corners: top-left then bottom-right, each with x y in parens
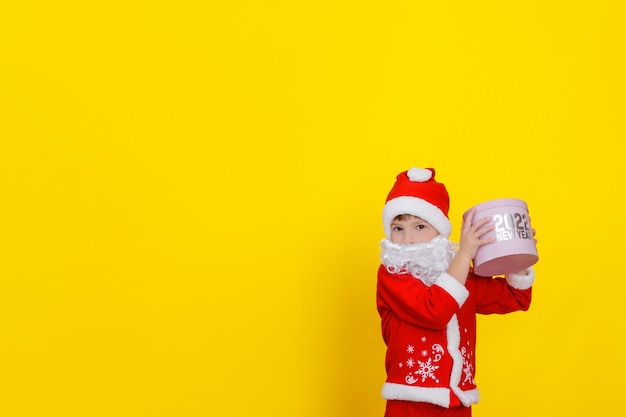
top-left (463, 361), bottom-right (474, 385)
top-left (402, 338), bottom-right (443, 384)
top-left (431, 344), bottom-right (444, 362)
top-left (415, 358), bottom-right (440, 382)
top-left (461, 347), bottom-right (475, 386)
top-left (405, 373), bottom-right (418, 384)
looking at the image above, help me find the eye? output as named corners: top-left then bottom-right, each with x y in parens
top-left (416, 224), bottom-right (425, 230)
top-left (392, 225), bottom-right (403, 232)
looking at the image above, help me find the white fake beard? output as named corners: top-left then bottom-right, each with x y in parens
top-left (380, 235), bottom-right (457, 285)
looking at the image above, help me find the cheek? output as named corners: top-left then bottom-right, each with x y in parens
top-left (421, 229), bottom-right (439, 242)
top-left (390, 232), bottom-right (403, 243)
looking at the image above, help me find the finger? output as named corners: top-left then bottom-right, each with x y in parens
top-left (470, 216), bottom-right (492, 232)
top-left (462, 208), bottom-right (476, 232)
top-left (474, 223), bottom-right (495, 238)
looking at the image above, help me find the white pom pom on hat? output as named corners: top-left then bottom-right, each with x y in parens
top-left (382, 167), bottom-right (451, 238)
top-left (407, 167), bottom-right (433, 182)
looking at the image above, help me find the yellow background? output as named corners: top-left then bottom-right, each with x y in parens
top-left (1, 1), bottom-right (624, 416)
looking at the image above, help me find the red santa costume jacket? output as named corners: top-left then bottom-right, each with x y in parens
top-left (377, 265), bottom-right (534, 408)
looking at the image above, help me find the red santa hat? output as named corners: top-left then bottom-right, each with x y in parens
top-left (382, 167), bottom-right (451, 238)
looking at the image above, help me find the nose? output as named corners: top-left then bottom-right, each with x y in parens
top-left (402, 232), bottom-right (416, 244)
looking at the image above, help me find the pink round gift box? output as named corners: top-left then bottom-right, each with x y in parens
top-left (463, 198), bottom-right (538, 276)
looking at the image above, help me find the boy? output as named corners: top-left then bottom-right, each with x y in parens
top-left (377, 168), bottom-right (534, 417)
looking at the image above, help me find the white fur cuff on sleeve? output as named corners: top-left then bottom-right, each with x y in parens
top-left (435, 273), bottom-right (470, 306)
top-left (506, 267), bottom-right (535, 290)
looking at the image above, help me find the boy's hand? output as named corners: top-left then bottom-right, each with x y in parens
top-left (447, 208), bottom-right (496, 285)
top-left (458, 208), bottom-right (495, 260)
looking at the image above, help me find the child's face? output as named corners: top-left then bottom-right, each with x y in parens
top-left (390, 215), bottom-right (439, 244)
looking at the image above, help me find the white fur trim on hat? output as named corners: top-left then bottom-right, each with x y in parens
top-left (383, 196), bottom-right (452, 238)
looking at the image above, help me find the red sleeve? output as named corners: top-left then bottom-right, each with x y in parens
top-left (376, 265), bottom-right (469, 330)
top-left (467, 269), bottom-right (533, 315)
